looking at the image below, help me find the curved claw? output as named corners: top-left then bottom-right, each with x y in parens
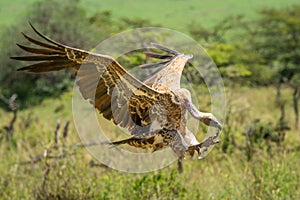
top-left (187, 131), bottom-right (221, 157)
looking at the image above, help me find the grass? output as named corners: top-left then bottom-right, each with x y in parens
top-left (80, 0), bottom-right (300, 31)
top-left (0, 0), bottom-right (37, 28)
top-left (0, 86), bottom-right (299, 199)
top-left (1, 0), bottom-right (299, 33)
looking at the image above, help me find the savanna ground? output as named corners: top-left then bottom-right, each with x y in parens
top-left (0, 0), bottom-right (300, 199)
top-left (1, 87), bottom-right (299, 199)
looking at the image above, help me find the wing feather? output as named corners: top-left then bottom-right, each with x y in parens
top-left (16, 44), bottom-right (63, 55)
top-left (13, 24), bottom-right (180, 135)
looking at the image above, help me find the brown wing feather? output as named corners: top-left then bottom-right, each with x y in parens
top-left (12, 24), bottom-right (179, 135)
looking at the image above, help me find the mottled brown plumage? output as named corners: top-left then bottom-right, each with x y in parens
top-left (12, 24), bottom-right (222, 173)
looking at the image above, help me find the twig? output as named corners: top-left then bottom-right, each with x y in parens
top-left (54, 120), bottom-right (60, 145)
top-left (41, 151), bottom-right (50, 191)
top-left (0, 93), bottom-right (18, 141)
top-left (73, 140), bottom-right (110, 148)
top-left (62, 121), bottom-right (70, 140)
top-left (18, 150), bottom-right (76, 165)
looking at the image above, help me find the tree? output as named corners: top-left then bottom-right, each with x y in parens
top-left (188, 16), bottom-right (269, 85)
top-left (252, 5), bottom-right (300, 128)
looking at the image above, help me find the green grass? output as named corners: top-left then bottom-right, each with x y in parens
top-left (1, 0), bottom-right (299, 33)
top-left (0, 86), bottom-right (299, 199)
top-left (80, 0), bottom-right (300, 31)
top-left (0, 0), bottom-right (37, 27)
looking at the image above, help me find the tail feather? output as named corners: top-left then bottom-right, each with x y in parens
top-left (111, 136), bottom-right (156, 149)
top-left (111, 137), bottom-right (143, 146)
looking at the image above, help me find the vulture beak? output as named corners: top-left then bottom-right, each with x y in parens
top-left (201, 113), bottom-right (222, 131)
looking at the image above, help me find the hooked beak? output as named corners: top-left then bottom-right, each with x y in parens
top-left (201, 114), bottom-right (223, 131)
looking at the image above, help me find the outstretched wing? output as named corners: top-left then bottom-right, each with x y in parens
top-left (12, 24), bottom-right (178, 135)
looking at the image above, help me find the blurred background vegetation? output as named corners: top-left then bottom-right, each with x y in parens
top-left (0, 0), bottom-right (300, 199)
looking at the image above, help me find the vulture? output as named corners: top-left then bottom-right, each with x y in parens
top-left (12, 24), bottom-right (222, 173)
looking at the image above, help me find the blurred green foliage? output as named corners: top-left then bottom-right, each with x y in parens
top-left (189, 6), bottom-right (300, 87)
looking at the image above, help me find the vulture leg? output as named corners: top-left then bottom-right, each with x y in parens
top-left (169, 130), bottom-right (188, 173)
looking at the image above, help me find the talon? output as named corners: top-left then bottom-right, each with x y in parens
top-left (196, 147), bottom-right (200, 155)
top-left (198, 147), bottom-right (208, 159)
top-left (187, 132), bottom-right (221, 158)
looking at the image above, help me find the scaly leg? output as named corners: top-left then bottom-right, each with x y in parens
top-left (169, 130), bottom-right (188, 173)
